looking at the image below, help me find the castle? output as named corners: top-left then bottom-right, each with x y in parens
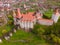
top-left (13, 8), bottom-right (60, 30)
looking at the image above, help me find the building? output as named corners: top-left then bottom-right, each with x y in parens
top-left (51, 8), bottom-right (60, 23)
top-left (38, 18), bottom-right (53, 25)
top-left (35, 10), bottom-right (43, 19)
top-left (13, 8), bottom-right (60, 30)
top-left (13, 8), bottom-right (37, 30)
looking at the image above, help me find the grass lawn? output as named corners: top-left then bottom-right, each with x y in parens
top-left (44, 9), bottom-right (53, 18)
top-left (0, 30), bottom-right (52, 45)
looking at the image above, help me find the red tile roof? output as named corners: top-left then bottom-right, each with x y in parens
top-left (20, 12), bottom-right (35, 21)
top-left (16, 8), bottom-right (35, 22)
top-left (38, 18), bottom-right (53, 22)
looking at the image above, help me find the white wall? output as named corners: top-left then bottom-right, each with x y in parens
top-left (25, 21), bottom-right (28, 29)
top-left (51, 14), bottom-right (60, 23)
top-left (33, 18), bottom-right (36, 25)
top-left (13, 18), bottom-right (16, 25)
top-left (20, 20), bottom-right (34, 29)
top-left (30, 21), bottom-right (33, 28)
top-left (20, 21), bottom-right (24, 28)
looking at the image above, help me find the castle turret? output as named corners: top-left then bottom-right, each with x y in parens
top-left (16, 8), bottom-right (22, 19)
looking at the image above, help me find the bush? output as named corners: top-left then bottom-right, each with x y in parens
top-left (50, 34), bottom-right (60, 44)
top-left (2, 30), bottom-right (7, 34)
